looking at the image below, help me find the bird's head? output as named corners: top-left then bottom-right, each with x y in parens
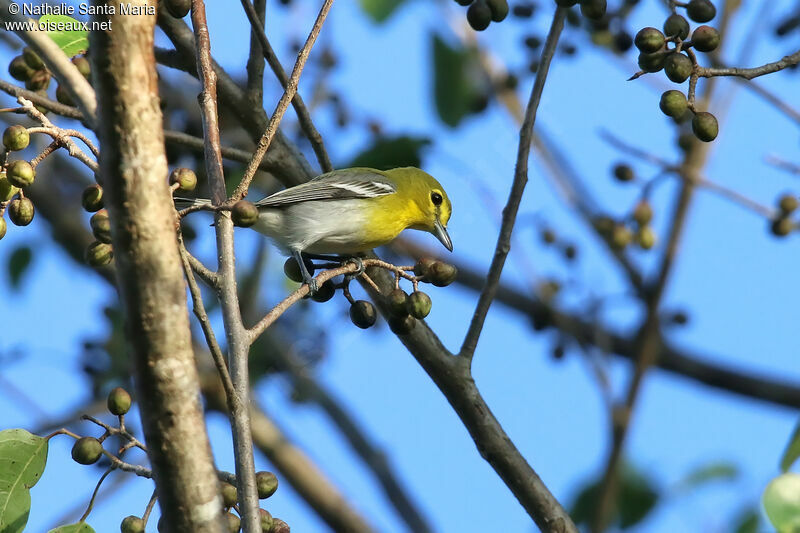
top-left (387, 167), bottom-right (453, 252)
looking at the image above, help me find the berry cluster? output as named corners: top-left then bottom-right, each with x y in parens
top-left (454, 0), bottom-right (510, 31)
top-left (633, 0), bottom-right (721, 142)
top-left (8, 47), bottom-right (89, 108)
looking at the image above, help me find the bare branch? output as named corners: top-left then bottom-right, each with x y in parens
top-left (699, 49), bottom-right (800, 80)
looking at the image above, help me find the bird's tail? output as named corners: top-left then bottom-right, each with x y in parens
top-left (173, 197), bottom-right (212, 209)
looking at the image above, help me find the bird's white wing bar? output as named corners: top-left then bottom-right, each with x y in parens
top-left (255, 169), bottom-right (396, 207)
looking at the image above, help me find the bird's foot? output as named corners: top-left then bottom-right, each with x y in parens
top-left (343, 257), bottom-right (365, 280)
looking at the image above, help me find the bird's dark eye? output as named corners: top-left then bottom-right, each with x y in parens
top-left (431, 192), bottom-right (443, 206)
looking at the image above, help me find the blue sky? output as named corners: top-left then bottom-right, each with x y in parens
top-left (1, 1), bottom-right (799, 532)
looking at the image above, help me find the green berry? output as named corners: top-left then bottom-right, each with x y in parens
top-left (259, 509), bottom-right (274, 532)
top-left (633, 201), bottom-right (653, 225)
top-left (86, 241), bottom-right (114, 267)
top-left (71, 436), bottom-right (103, 465)
top-left (637, 51), bottom-right (666, 73)
top-left (256, 471), bottom-right (278, 499)
top-left (634, 27), bottom-right (665, 53)
top-left (56, 84), bottom-right (75, 106)
top-left (120, 515), bottom-right (145, 533)
top-left (310, 280), bottom-right (335, 302)
top-left (349, 300), bottom-right (377, 329)
top-left (663, 14), bottom-right (690, 40)
top-left (691, 111), bottom-right (718, 142)
top-left (71, 56), bottom-right (91, 80)
top-left (221, 482), bottom-right (238, 508)
top-left (82, 184), bottom-right (104, 212)
top-left (0, 174), bottom-right (19, 202)
top-left (3, 125), bottom-right (30, 151)
top-left (107, 386), bottom-right (131, 415)
top-left (413, 257), bottom-right (436, 279)
top-left (778, 194), bottom-right (798, 214)
top-left (686, 0), bottom-right (716, 23)
top-left (91, 209), bottom-right (112, 244)
top-left (664, 53), bottom-right (693, 83)
top-left (388, 314), bottom-right (416, 335)
top-left (387, 289), bottom-right (409, 317)
top-left (0, 218), bottom-right (6, 241)
top-left (231, 200), bottom-right (259, 227)
top-left (271, 519), bottom-right (290, 533)
top-left (283, 257), bottom-right (314, 283)
top-left (636, 226), bottom-right (656, 249)
top-left (771, 217), bottom-right (793, 237)
top-left (659, 90), bottom-right (688, 118)
top-left (691, 25), bottom-right (720, 52)
top-left (427, 261), bottom-right (457, 287)
top-left (406, 291), bottom-right (432, 319)
top-left (467, 0), bottom-right (492, 31)
top-left (613, 163), bottom-right (634, 182)
top-left (487, 0), bottom-right (509, 22)
top-left (8, 56), bottom-right (34, 82)
top-left (611, 224), bottom-right (632, 249)
top-left (165, 0), bottom-right (192, 18)
top-left (541, 228), bottom-right (556, 244)
top-left (677, 132), bottom-right (695, 152)
top-left (8, 197), bottom-right (34, 226)
top-left (169, 167), bottom-right (197, 192)
top-left (6, 160), bottom-right (35, 188)
top-left (22, 47), bottom-right (44, 70)
top-left (580, 0), bottom-right (606, 20)
top-left (224, 512), bottom-right (241, 533)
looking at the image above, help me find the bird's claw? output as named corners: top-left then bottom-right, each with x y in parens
top-left (306, 278), bottom-right (319, 296)
top-left (344, 257), bottom-right (365, 280)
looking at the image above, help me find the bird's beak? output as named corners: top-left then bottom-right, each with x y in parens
top-left (433, 218), bottom-right (453, 252)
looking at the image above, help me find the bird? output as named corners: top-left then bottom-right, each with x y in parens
top-left (177, 166), bottom-right (453, 292)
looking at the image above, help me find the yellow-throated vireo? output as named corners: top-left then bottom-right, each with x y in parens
top-left (178, 167), bottom-right (453, 292)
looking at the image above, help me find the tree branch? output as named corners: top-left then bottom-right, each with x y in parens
top-left (699, 49), bottom-right (800, 79)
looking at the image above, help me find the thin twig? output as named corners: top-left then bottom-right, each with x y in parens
top-left (460, 7), bottom-right (566, 363)
top-left (229, 0), bottom-right (335, 203)
top-left (79, 467), bottom-right (116, 522)
top-left (239, 0), bottom-right (333, 173)
top-left (698, 49), bottom-right (800, 79)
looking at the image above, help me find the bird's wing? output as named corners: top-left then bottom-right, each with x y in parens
top-left (254, 169), bottom-right (396, 207)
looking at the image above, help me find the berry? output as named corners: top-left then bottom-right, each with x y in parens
top-left (120, 516), bottom-right (145, 533)
top-left (283, 257), bottom-right (314, 283)
top-left (310, 280), bottom-right (335, 302)
top-left (580, 0), bottom-right (606, 20)
top-left (86, 241), bottom-right (114, 267)
top-left (659, 90), bottom-right (688, 118)
top-left (427, 261), bottom-right (458, 286)
top-left (467, 0), bottom-right (492, 31)
top-left (512, 2), bottom-right (535, 18)
top-left (169, 167), bottom-right (197, 192)
top-left (8, 197), bottom-right (34, 226)
top-left (413, 257), bottom-right (436, 279)
top-left (25, 69), bottom-right (50, 91)
top-left (613, 163), bottom-right (634, 182)
top-left (256, 471), bottom-right (278, 499)
top-left (633, 201), bottom-right (653, 225)
top-left (691, 111), bottom-right (718, 142)
top-left (8, 56), bottom-right (33, 82)
top-left (663, 14), bottom-right (690, 40)
top-left (6, 160), bottom-right (35, 188)
top-left (778, 194), bottom-right (798, 214)
top-left (0, 218), bottom-right (6, 241)
top-left (388, 314), bottom-right (416, 335)
top-left (406, 291), bottom-right (432, 319)
top-left (664, 52), bottom-right (693, 83)
top-left (613, 30), bottom-right (634, 53)
top-left (541, 228), bottom-right (556, 244)
top-left (224, 512), bottom-right (240, 533)
top-left (107, 386), bottom-right (131, 415)
top-left (231, 200), bottom-right (259, 227)
top-left (771, 217), bottom-right (793, 237)
top-left (271, 519), bottom-right (290, 533)
top-left (56, 84), bottom-right (75, 106)
top-left (0, 174), bottom-right (19, 202)
top-left (82, 184), bottom-right (104, 212)
top-left (221, 482), bottom-right (238, 508)
top-left (611, 224), bottom-right (632, 249)
top-left (165, 0), bottom-right (192, 18)
top-left (636, 226), bottom-right (656, 249)
top-left (387, 289), bottom-right (409, 317)
top-left (91, 209), bottom-right (112, 244)
top-left (71, 436), bottom-right (103, 465)
top-left (686, 0), bottom-right (716, 23)
top-left (691, 25), bottom-right (720, 52)
top-left (259, 509), bottom-right (274, 532)
top-left (3, 125), bottom-right (30, 151)
top-left (637, 51), bottom-right (666, 73)
top-left (71, 56), bottom-right (91, 79)
top-left (22, 47), bottom-right (44, 70)
top-left (487, 0), bottom-right (509, 22)
top-left (454, 0), bottom-right (472, 5)
top-left (677, 132), bottom-right (695, 151)
top-left (634, 27), bottom-right (665, 53)
top-left (350, 300), bottom-right (377, 329)
top-left (555, 0), bottom-right (578, 6)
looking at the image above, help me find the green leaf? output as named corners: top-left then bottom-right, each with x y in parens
top-left (570, 464), bottom-right (659, 530)
top-left (48, 523), bottom-right (96, 533)
top-left (348, 135), bottom-right (431, 170)
top-left (39, 15), bottom-right (89, 58)
top-left (763, 473), bottom-right (800, 533)
top-left (0, 429), bottom-right (49, 533)
top-left (432, 34), bottom-right (486, 128)
top-left (679, 461), bottom-right (739, 489)
top-left (732, 507), bottom-right (761, 533)
top-left (358, 0), bottom-right (407, 23)
top-left (7, 245), bottom-right (33, 289)
top-left (781, 419), bottom-right (800, 472)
